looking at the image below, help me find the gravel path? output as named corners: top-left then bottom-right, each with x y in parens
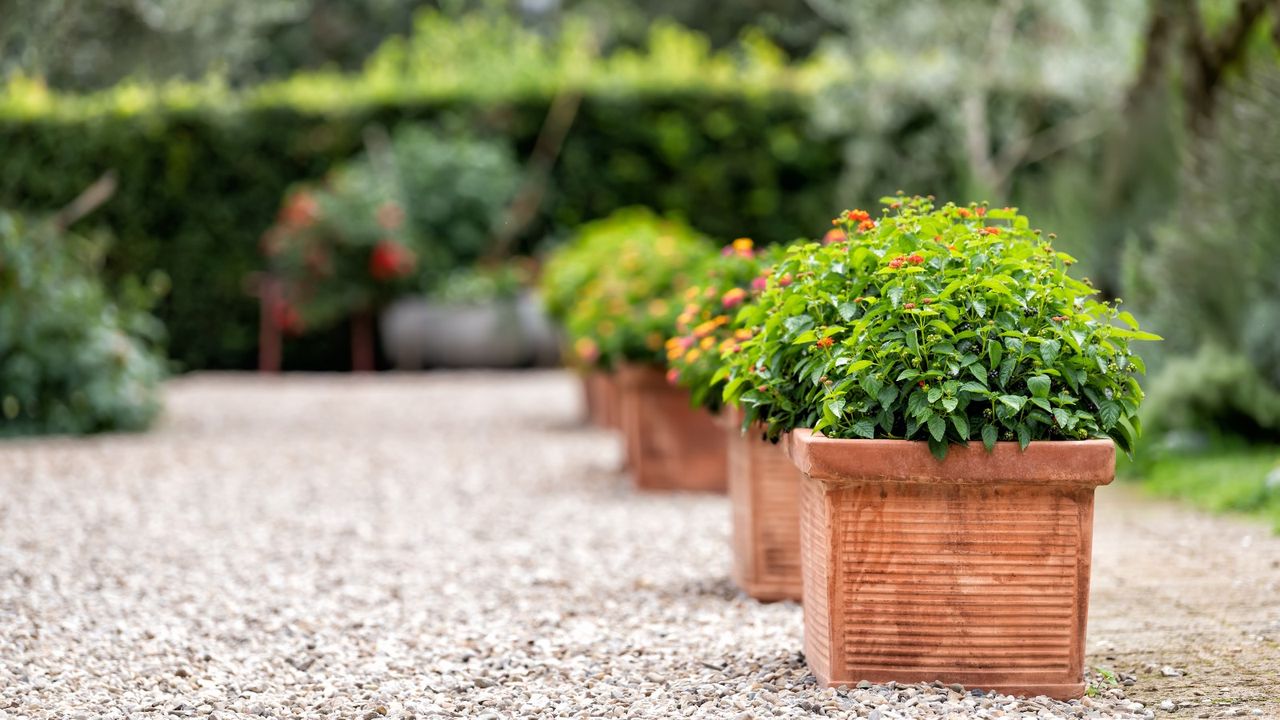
top-left (1, 372), bottom-right (1276, 719)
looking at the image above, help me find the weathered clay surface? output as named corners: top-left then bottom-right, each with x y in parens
top-left (787, 429), bottom-right (1115, 699)
top-left (618, 365), bottom-right (726, 492)
top-left (727, 407), bottom-right (803, 602)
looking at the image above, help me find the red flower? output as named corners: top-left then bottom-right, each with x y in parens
top-left (976, 207), bottom-right (987, 217)
top-left (666, 368), bottom-right (680, 385)
top-left (751, 276), bottom-right (768, 292)
top-left (815, 336), bottom-right (835, 349)
top-left (857, 219), bottom-right (877, 233)
top-left (888, 256), bottom-right (906, 269)
top-left (981, 226), bottom-right (1001, 235)
top-left (280, 192), bottom-right (319, 229)
top-left (904, 302), bottom-right (916, 310)
top-left (369, 240), bottom-right (416, 281)
top-left (846, 209), bottom-right (871, 223)
top-left (921, 298), bottom-right (933, 305)
top-left (956, 208), bottom-right (972, 218)
top-left (778, 274), bottom-right (794, 287)
top-left (823, 228), bottom-right (845, 245)
top-left (907, 254), bottom-right (925, 265)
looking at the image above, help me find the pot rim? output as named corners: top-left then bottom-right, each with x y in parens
top-left (784, 428), bottom-right (1115, 488)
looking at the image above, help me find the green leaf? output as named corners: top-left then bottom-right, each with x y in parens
top-left (1052, 408), bottom-right (1072, 428)
top-left (950, 413), bottom-right (969, 439)
top-left (960, 381), bottom-right (988, 394)
top-left (1031, 397), bottom-right (1052, 411)
top-left (837, 302), bottom-right (858, 321)
top-left (877, 384), bottom-right (899, 408)
top-left (981, 423), bottom-right (998, 451)
top-left (1098, 400), bottom-right (1121, 429)
top-left (860, 373), bottom-right (883, 398)
top-left (927, 387), bottom-right (943, 404)
top-left (1040, 339), bottom-right (1061, 365)
top-left (942, 396), bottom-right (959, 413)
top-left (987, 340), bottom-right (1003, 368)
top-left (998, 394), bottom-right (1027, 411)
top-left (850, 419), bottom-right (876, 439)
top-left (928, 436), bottom-right (949, 461)
top-left (1026, 374), bottom-right (1051, 398)
top-left (998, 358), bottom-right (1016, 387)
top-left (927, 415), bottom-right (946, 442)
top-left (828, 398), bottom-right (847, 418)
top-left (887, 285), bottom-right (905, 308)
top-left (1016, 423), bottom-right (1031, 450)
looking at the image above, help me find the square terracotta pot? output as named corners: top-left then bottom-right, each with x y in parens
top-left (726, 406), bottom-right (803, 602)
top-left (785, 429), bottom-right (1114, 699)
top-left (617, 364), bottom-right (726, 492)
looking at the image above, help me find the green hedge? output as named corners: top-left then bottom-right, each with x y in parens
top-left (0, 91), bottom-right (840, 370)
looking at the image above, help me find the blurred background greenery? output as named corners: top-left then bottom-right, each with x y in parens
top-left (0, 0), bottom-right (1277, 524)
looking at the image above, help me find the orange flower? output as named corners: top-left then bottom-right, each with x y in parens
top-left (846, 209), bottom-right (871, 223)
top-left (721, 287), bottom-right (748, 309)
top-left (981, 226), bottom-right (1001, 236)
top-left (732, 238), bottom-right (754, 257)
top-left (857, 219), bottom-right (877, 233)
top-left (815, 336), bottom-right (835, 349)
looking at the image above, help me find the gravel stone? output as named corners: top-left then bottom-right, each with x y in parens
top-left (0, 372), bottom-right (1235, 719)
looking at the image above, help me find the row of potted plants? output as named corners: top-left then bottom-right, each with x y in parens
top-left (540, 196), bottom-right (1159, 699)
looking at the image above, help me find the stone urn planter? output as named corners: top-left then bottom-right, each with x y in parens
top-left (617, 364), bottom-right (726, 492)
top-left (380, 297), bottom-right (528, 369)
top-left (785, 429), bottom-right (1114, 699)
top-left (726, 406), bottom-right (803, 602)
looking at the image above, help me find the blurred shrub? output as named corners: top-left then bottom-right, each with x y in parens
top-left (559, 208), bottom-right (714, 369)
top-left (432, 263), bottom-right (527, 305)
top-left (1142, 346), bottom-right (1280, 442)
top-left (0, 211), bottom-right (166, 437)
top-left (264, 127), bottom-right (519, 333)
top-left (0, 18), bottom-right (841, 370)
top-left (1133, 70), bottom-right (1280, 440)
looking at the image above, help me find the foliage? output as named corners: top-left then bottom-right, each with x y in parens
top-left (1134, 70), bottom-right (1280, 410)
top-left (1129, 444), bottom-right (1280, 533)
top-left (432, 262), bottom-right (529, 305)
top-left (561, 208), bottom-right (714, 370)
top-left (720, 195), bottom-right (1159, 459)
top-left (665, 238), bottom-right (779, 411)
top-left (0, 17), bottom-right (840, 370)
top-left (1141, 345), bottom-right (1280, 442)
top-left (0, 211), bottom-right (166, 437)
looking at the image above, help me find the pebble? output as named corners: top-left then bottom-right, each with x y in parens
top-left (0, 374), bottom-right (1159, 719)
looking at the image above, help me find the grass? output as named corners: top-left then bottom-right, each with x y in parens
top-left (1125, 445), bottom-right (1280, 531)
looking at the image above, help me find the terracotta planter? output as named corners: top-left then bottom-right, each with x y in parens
top-left (617, 364), bottom-right (726, 492)
top-left (726, 406), bottom-right (803, 602)
top-left (600, 372), bottom-right (622, 431)
top-left (786, 430), bottom-right (1114, 699)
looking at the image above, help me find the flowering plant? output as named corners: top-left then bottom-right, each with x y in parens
top-left (557, 208), bottom-right (714, 369)
top-left (262, 127), bottom-right (519, 334)
top-left (665, 238), bottom-right (781, 410)
top-left (262, 164), bottom-right (422, 333)
top-left (720, 195), bottom-right (1160, 459)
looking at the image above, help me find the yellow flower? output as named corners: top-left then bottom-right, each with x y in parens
top-left (699, 336), bottom-right (715, 351)
top-left (734, 328), bottom-right (753, 341)
top-left (686, 349), bottom-right (702, 362)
